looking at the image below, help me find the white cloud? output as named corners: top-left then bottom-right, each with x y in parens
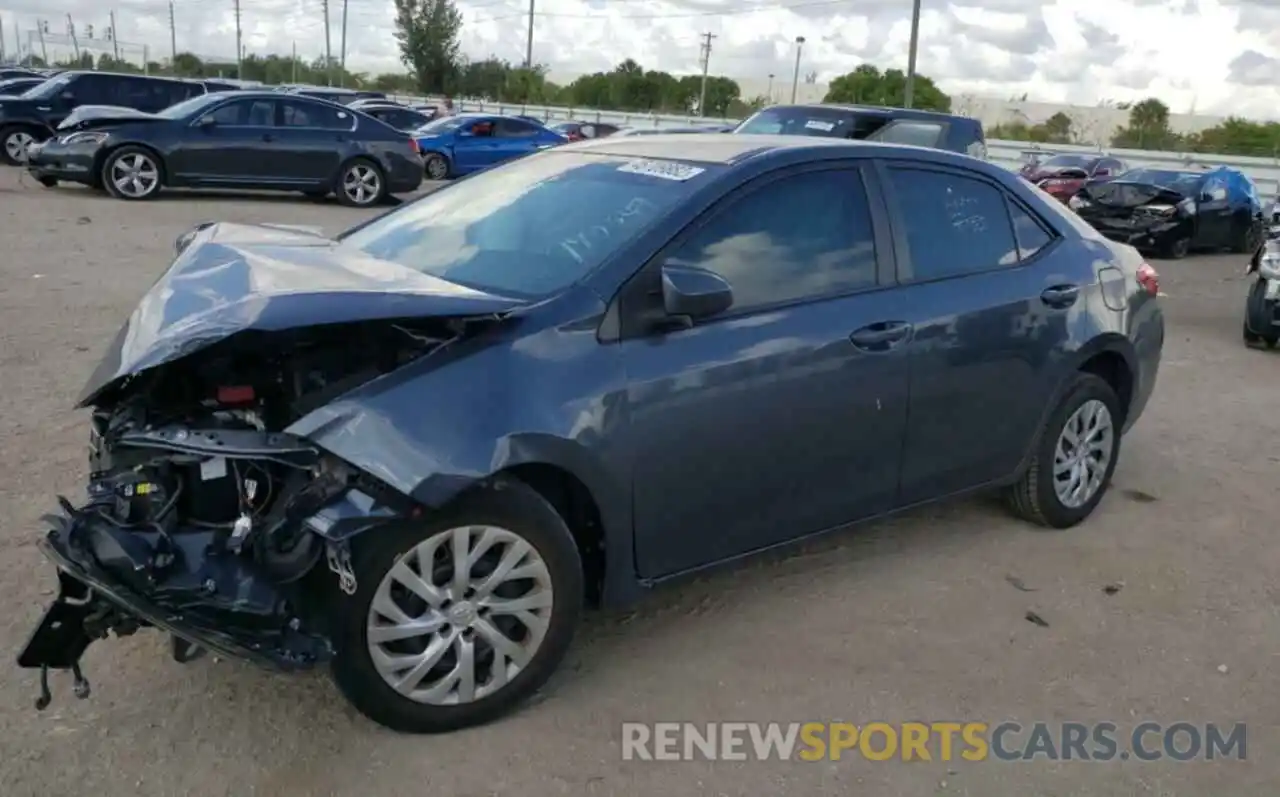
top-left (0, 0), bottom-right (1277, 117)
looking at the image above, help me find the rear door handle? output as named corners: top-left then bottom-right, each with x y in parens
top-left (1040, 284), bottom-right (1080, 308)
top-left (849, 321), bottom-right (913, 351)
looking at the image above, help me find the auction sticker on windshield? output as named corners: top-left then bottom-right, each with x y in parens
top-left (617, 159), bottom-right (706, 181)
top-left (804, 119), bottom-right (835, 131)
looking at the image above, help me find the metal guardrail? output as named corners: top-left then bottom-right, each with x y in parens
top-left (426, 98), bottom-right (1280, 199)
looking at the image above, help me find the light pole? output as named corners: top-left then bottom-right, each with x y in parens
top-left (904, 0), bottom-right (922, 108)
top-left (767, 73), bottom-right (774, 102)
top-left (790, 36), bottom-right (805, 104)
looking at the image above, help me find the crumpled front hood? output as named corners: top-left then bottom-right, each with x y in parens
top-left (1082, 180), bottom-right (1186, 208)
top-left (57, 104), bottom-right (162, 131)
top-left (78, 221), bottom-right (524, 406)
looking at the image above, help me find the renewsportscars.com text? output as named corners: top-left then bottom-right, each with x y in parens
top-left (621, 721), bottom-right (1246, 762)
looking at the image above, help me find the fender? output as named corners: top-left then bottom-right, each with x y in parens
top-left (1010, 332), bottom-right (1139, 479)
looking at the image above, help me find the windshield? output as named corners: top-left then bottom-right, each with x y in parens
top-left (340, 151), bottom-right (712, 298)
top-left (156, 94), bottom-right (222, 119)
top-left (736, 107), bottom-right (855, 138)
top-left (1039, 154), bottom-right (1090, 169)
top-left (1117, 168), bottom-right (1202, 190)
top-left (20, 73), bottom-right (72, 99)
top-left (417, 115), bottom-right (471, 134)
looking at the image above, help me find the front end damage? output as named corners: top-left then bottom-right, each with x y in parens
top-left (18, 221), bottom-right (522, 711)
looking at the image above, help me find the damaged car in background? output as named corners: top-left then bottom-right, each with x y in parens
top-left (16, 135), bottom-right (1164, 736)
top-left (1018, 153), bottom-right (1126, 204)
top-left (1243, 220), bottom-right (1280, 348)
top-left (1069, 165), bottom-right (1265, 259)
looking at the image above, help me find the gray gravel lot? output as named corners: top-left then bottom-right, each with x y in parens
top-left (0, 169), bottom-right (1276, 797)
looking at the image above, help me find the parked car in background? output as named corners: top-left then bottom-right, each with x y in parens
top-left (415, 113), bottom-right (567, 179)
top-left (513, 114), bottom-right (544, 125)
top-left (0, 67), bottom-right (41, 81)
top-left (200, 78), bottom-right (259, 92)
top-left (734, 103), bottom-right (988, 158)
top-left (16, 134), bottom-right (1163, 736)
top-left (1243, 224), bottom-right (1280, 348)
top-left (1070, 165), bottom-right (1265, 258)
top-left (0, 77), bottom-right (44, 96)
top-left (352, 101), bottom-right (434, 132)
top-left (26, 90), bottom-right (422, 205)
top-left (1020, 154), bottom-right (1127, 203)
top-left (283, 85), bottom-right (386, 105)
top-left (551, 120), bottom-right (620, 141)
top-left (0, 71), bottom-right (206, 164)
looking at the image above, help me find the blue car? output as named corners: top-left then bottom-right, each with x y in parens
top-left (17, 134), bottom-right (1164, 736)
top-left (415, 113), bottom-right (566, 179)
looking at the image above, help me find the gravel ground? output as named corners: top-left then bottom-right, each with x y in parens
top-left (0, 169), bottom-right (1276, 797)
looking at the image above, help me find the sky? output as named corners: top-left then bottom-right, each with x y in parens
top-left (2, 0), bottom-right (1280, 118)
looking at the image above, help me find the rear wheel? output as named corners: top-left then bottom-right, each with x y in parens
top-left (335, 159), bottom-right (386, 207)
top-left (1006, 373), bottom-right (1122, 529)
top-left (329, 478), bottom-right (584, 734)
top-left (1244, 279), bottom-right (1280, 348)
top-left (1234, 222), bottom-right (1262, 254)
top-left (1161, 235), bottom-right (1190, 259)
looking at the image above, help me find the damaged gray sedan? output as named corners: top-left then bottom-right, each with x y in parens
top-left (16, 135), bottom-right (1164, 734)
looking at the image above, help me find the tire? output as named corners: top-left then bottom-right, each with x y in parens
top-left (329, 477), bottom-right (584, 734)
top-left (36, 176), bottom-right (57, 188)
top-left (1161, 235), bottom-right (1190, 259)
top-left (334, 158), bottom-right (387, 207)
top-left (1006, 373), bottom-right (1123, 529)
top-left (423, 152), bottom-right (450, 181)
top-left (101, 146), bottom-right (163, 201)
top-left (0, 125), bottom-right (41, 166)
top-left (1244, 279), bottom-right (1280, 348)
top-left (1233, 222), bottom-right (1261, 254)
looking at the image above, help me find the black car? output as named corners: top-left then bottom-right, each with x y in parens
top-left (25, 90), bottom-right (423, 206)
top-left (17, 134), bottom-right (1164, 734)
top-left (0, 77), bottom-right (44, 96)
top-left (735, 103), bottom-right (988, 158)
top-left (285, 86), bottom-right (386, 105)
top-left (0, 71), bottom-right (206, 165)
top-left (350, 101), bottom-right (433, 132)
top-left (0, 67), bottom-right (41, 81)
top-left (1070, 166), bottom-right (1265, 259)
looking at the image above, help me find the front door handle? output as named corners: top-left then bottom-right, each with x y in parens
top-left (1040, 284), bottom-right (1080, 308)
top-left (849, 321), bottom-right (913, 351)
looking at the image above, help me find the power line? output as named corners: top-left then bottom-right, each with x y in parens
top-left (473, 0), bottom-right (852, 23)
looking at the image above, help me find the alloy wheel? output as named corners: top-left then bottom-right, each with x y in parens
top-left (4, 130), bottom-right (33, 163)
top-left (366, 525), bottom-right (555, 706)
top-left (110, 153), bottom-right (160, 198)
top-left (1053, 399), bottom-right (1115, 509)
top-left (342, 164), bottom-right (381, 205)
top-left (425, 155), bottom-right (448, 180)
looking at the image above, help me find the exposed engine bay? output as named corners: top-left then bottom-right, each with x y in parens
top-left (19, 317), bottom-right (480, 708)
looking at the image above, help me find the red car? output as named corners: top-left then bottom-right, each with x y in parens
top-left (1019, 154), bottom-right (1127, 203)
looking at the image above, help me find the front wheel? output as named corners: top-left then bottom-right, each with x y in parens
top-left (0, 125), bottom-right (40, 166)
top-left (1161, 235), bottom-right (1190, 259)
top-left (1244, 279), bottom-right (1280, 348)
top-left (335, 159), bottom-right (386, 207)
top-left (101, 146), bottom-right (163, 200)
top-left (423, 152), bottom-right (450, 181)
top-left (1234, 223), bottom-right (1262, 254)
top-left (1006, 373), bottom-right (1122, 528)
top-left (329, 477), bottom-right (584, 734)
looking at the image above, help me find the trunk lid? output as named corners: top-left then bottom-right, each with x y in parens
top-left (78, 221), bottom-right (526, 406)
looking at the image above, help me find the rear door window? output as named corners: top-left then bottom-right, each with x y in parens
top-left (886, 166), bottom-right (1020, 281)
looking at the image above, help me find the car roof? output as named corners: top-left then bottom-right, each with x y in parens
top-left (765, 102), bottom-right (976, 122)
top-left (566, 132), bottom-right (1009, 174)
top-left (58, 70), bottom-right (190, 84)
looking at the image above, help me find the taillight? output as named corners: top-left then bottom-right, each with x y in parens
top-left (1137, 262), bottom-right (1160, 296)
top-left (408, 138), bottom-right (420, 154)
top-left (216, 385), bottom-right (255, 405)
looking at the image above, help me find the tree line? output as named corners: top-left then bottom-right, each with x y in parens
top-left (988, 98), bottom-right (1280, 158)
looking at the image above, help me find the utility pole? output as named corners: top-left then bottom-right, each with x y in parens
top-left (790, 36), bottom-right (805, 104)
top-left (166, 3), bottom-right (175, 65)
top-left (233, 0), bottom-right (242, 80)
top-left (291, 40), bottom-right (297, 83)
top-left (109, 10), bottom-right (121, 60)
top-left (321, 0), bottom-right (332, 86)
top-left (697, 31), bottom-right (716, 117)
top-left (339, 0), bottom-right (348, 86)
top-left (903, 0), bottom-right (922, 108)
top-left (67, 14), bottom-right (80, 60)
top-left (524, 0), bottom-right (534, 68)
top-left (0, 16), bottom-right (6, 64)
top-left (767, 73), bottom-right (774, 102)
top-left (36, 22), bottom-right (48, 64)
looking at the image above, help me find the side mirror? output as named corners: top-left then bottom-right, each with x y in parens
top-left (661, 263), bottom-right (733, 322)
top-left (196, 115), bottom-right (216, 128)
top-left (58, 90), bottom-right (75, 104)
top-left (1093, 168), bottom-right (1110, 177)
